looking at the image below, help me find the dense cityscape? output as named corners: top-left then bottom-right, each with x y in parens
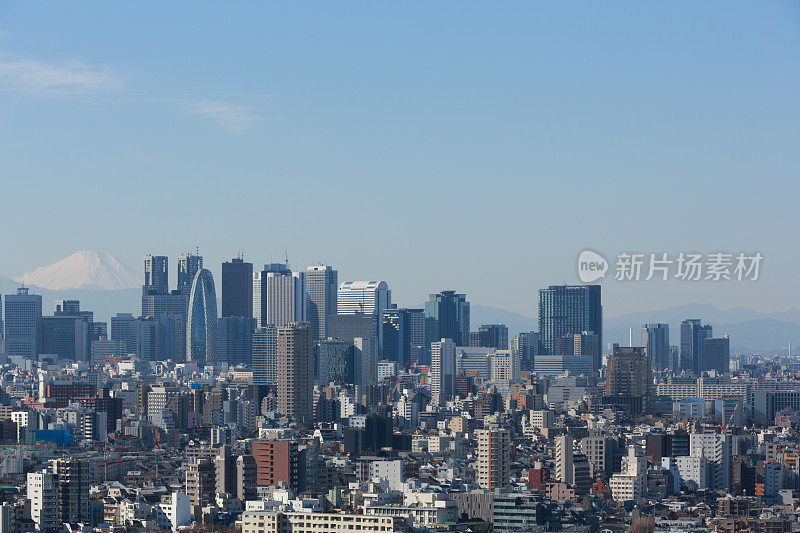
top-left (0, 252), bottom-right (797, 533)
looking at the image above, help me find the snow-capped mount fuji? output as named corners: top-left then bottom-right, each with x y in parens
top-left (15, 250), bottom-right (139, 291)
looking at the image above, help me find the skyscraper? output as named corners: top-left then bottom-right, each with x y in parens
top-left (382, 307), bottom-right (410, 367)
top-left (222, 257), bottom-right (253, 318)
top-left (253, 264), bottom-right (306, 328)
top-left (316, 339), bottom-right (353, 386)
top-left (337, 281), bottom-right (390, 351)
top-left (680, 319), bottom-right (713, 374)
top-left (642, 323), bottom-right (670, 371)
top-left (424, 290), bottom-right (470, 348)
top-left (110, 313), bottom-right (135, 352)
top-left (353, 337), bottom-right (377, 386)
top-left (218, 317), bottom-right (256, 366)
top-left (251, 325), bottom-right (278, 386)
top-left (177, 253), bottom-right (203, 294)
top-left (4, 287), bottom-right (42, 359)
top-left (704, 335), bottom-right (730, 374)
top-left (143, 255), bottom-right (168, 295)
top-left (141, 255), bottom-right (190, 361)
top-left (276, 322), bottom-right (314, 421)
top-left (186, 269), bottom-right (218, 367)
top-left (538, 284), bottom-right (602, 370)
top-left (511, 331), bottom-right (539, 372)
top-left (430, 338), bottom-right (456, 405)
top-left (305, 265), bottom-right (338, 340)
top-left (605, 344), bottom-right (652, 397)
top-left (476, 324), bottom-right (509, 350)
top-left (476, 428), bottom-right (511, 490)
top-left (41, 316), bottom-right (88, 361)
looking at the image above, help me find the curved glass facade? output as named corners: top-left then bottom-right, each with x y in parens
top-left (186, 268), bottom-right (218, 367)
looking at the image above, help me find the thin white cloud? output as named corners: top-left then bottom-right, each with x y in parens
top-left (187, 100), bottom-right (258, 132)
top-left (0, 57), bottom-right (118, 95)
top-left (0, 53), bottom-right (265, 132)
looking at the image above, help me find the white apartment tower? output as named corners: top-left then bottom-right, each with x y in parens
top-left (430, 339), bottom-right (456, 405)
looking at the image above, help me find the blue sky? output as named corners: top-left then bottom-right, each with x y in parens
top-left (1, 2), bottom-right (799, 317)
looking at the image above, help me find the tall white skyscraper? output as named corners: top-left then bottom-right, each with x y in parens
top-left (253, 264), bottom-right (306, 328)
top-left (430, 338), bottom-right (456, 405)
top-left (337, 281), bottom-right (390, 350)
top-left (305, 265), bottom-right (338, 340)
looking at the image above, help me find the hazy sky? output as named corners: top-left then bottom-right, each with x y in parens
top-left (2, 2), bottom-right (799, 318)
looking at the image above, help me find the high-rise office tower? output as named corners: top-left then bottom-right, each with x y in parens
top-left (430, 338), bottom-right (456, 405)
top-left (642, 323), bottom-right (670, 371)
top-left (305, 265), bottom-right (338, 340)
top-left (704, 335), bottom-right (730, 374)
top-left (476, 324), bottom-right (509, 350)
top-left (110, 313), bottom-right (135, 352)
top-left (253, 264), bottom-right (306, 328)
top-left (186, 269), bottom-right (218, 367)
top-left (604, 344), bottom-right (652, 397)
top-left (252, 325), bottom-right (278, 386)
top-left (538, 284), bottom-right (602, 370)
top-left (337, 281), bottom-right (390, 351)
top-left (353, 337), bottom-right (377, 386)
top-left (141, 255), bottom-right (190, 361)
top-left (407, 308), bottom-right (425, 348)
top-left (476, 428), bottom-right (511, 490)
top-left (222, 257), bottom-right (253, 318)
top-left (555, 435), bottom-right (574, 484)
top-left (424, 290), bottom-right (470, 348)
top-left (143, 255), bottom-right (168, 295)
top-left (53, 300), bottom-right (80, 316)
top-left (573, 331), bottom-right (600, 360)
top-left (327, 314), bottom-right (378, 345)
top-left (218, 317), bottom-right (256, 366)
top-left (51, 457), bottom-right (89, 526)
top-left (177, 253), bottom-right (203, 294)
top-left (41, 316), bottom-right (88, 361)
top-left (680, 319), bottom-right (713, 373)
top-left (511, 331), bottom-right (539, 372)
top-left (4, 287), bottom-right (42, 359)
top-left (276, 322), bottom-right (314, 421)
top-left (316, 339), bottom-right (354, 386)
top-left (28, 469), bottom-right (59, 531)
top-left (382, 307), bottom-right (410, 367)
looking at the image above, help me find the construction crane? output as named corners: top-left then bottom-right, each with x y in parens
top-left (722, 397), bottom-right (743, 434)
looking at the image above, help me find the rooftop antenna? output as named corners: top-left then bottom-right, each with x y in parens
top-left (196, 245), bottom-right (200, 256)
top-left (284, 250), bottom-right (289, 266)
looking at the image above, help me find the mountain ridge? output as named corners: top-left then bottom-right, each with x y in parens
top-left (15, 250), bottom-right (138, 291)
